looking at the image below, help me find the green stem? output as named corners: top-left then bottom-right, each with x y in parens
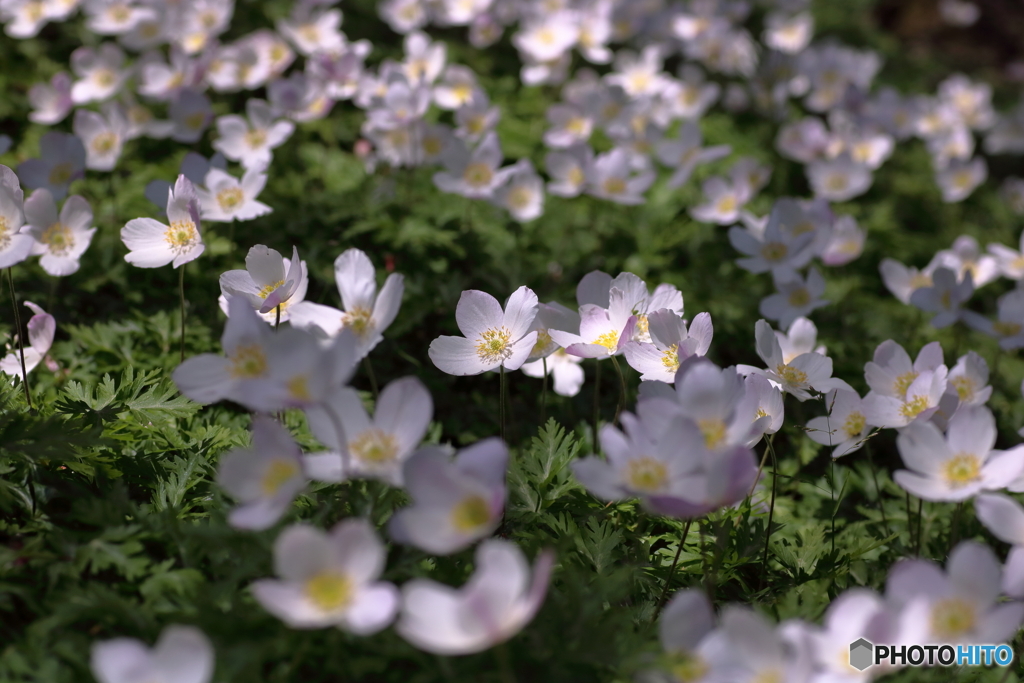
top-left (865, 441), bottom-right (891, 537)
top-left (540, 356), bottom-right (548, 423)
top-left (610, 355), bottom-right (626, 427)
top-left (178, 264), bottom-right (186, 363)
top-left (758, 437), bottom-right (779, 592)
top-left (655, 517), bottom-right (694, 616)
top-left (275, 303), bottom-right (281, 330)
top-left (363, 356), bottom-right (379, 401)
top-left (915, 497), bottom-right (924, 557)
top-left (499, 364), bottom-right (506, 444)
top-left (950, 502), bottom-right (963, 554)
top-left (7, 268), bottom-right (31, 409)
top-left (592, 359), bottom-right (601, 453)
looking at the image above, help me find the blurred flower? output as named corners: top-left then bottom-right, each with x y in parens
top-left (23, 189), bottom-right (94, 276)
top-left (936, 157), bottom-right (986, 203)
top-left (807, 155), bottom-right (873, 202)
top-left (759, 267), bottom-right (828, 330)
top-left (432, 132), bottom-right (513, 200)
top-left (494, 159), bottom-right (544, 222)
top-left (16, 132), bottom-right (84, 202)
top-left (253, 520), bottom-right (399, 632)
top-left (947, 351), bottom-right (992, 406)
top-left (28, 72), bottom-right (73, 125)
top-left (545, 144), bottom-right (592, 198)
top-left (0, 166), bottom-right (33, 268)
top-left (806, 388), bottom-right (871, 458)
top-left (169, 89), bottom-right (214, 143)
top-left (655, 121), bottom-right (731, 189)
top-left (939, 0), bottom-right (979, 26)
top-left (521, 349), bottom-right (585, 396)
top-left (879, 256), bottom-right (939, 304)
top-left (690, 176), bottom-right (751, 225)
top-left (91, 625), bottom-right (213, 683)
top-left (819, 214), bottom-right (865, 266)
top-left (196, 164), bottom-right (272, 222)
top-left (397, 539), bottom-right (554, 654)
top-left (909, 267), bottom-right (973, 328)
top-left (963, 288), bottom-right (1024, 349)
top-left (0, 301), bottom-right (54, 379)
top-left (623, 310), bottom-right (713, 383)
top-left (747, 319), bottom-right (851, 401)
top-left (73, 104), bottom-right (129, 171)
top-left (70, 43), bottom-right (128, 104)
top-left (85, 0), bottom-right (157, 36)
top-left (277, 3), bottom-right (344, 56)
top-left (763, 11), bottom-right (813, 54)
top-left (213, 98), bottom-right (295, 170)
top-left (389, 438), bottom-right (506, 553)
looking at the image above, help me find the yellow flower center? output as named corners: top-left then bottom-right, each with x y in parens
top-left (893, 371), bottom-right (918, 395)
top-left (667, 653), bottom-right (709, 682)
top-left (825, 174), bottom-right (848, 192)
top-left (25, 0), bottom-right (45, 20)
top-left (299, 24), bottom-right (320, 45)
top-left (164, 219), bottom-right (198, 254)
top-left (476, 327), bottom-right (513, 364)
top-left (91, 132), bottom-right (117, 154)
top-left (304, 572), bottom-right (353, 612)
top-left (41, 222), bottom-right (74, 256)
top-left (48, 162), bottom-right (73, 186)
top-left (930, 598), bottom-right (977, 640)
top-left (760, 242), bottom-right (788, 262)
top-left (216, 187), bottom-right (244, 211)
top-left (752, 670), bottom-right (783, 683)
top-left (451, 495), bottom-right (492, 532)
top-left (107, 3), bottom-right (130, 22)
top-left (0, 216), bottom-right (9, 248)
top-left (94, 69), bottom-right (116, 88)
top-left (245, 128), bottom-right (268, 149)
top-left (341, 307), bottom-right (373, 338)
top-left (422, 135), bottom-right (443, 156)
top-left (909, 273), bottom-right (932, 290)
top-left (465, 115), bottom-right (486, 136)
top-left (507, 185), bottom-right (533, 211)
top-left (349, 429), bottom-right (398, 464)
top-left (567, 166), bottom-right (585, 188)
top-left (942, 453), bottom-right (981, 488)
top-left (950, 376), bottom-right (974, 402)
top-left (592, 330), bottom-right (620, 352)
top-left (775, 363), bottom-right (808, 386)
top-left (185, 111), bottom-right (207, 131)
top-left (842, 411), bottom-right (866, 439)
top-left (698, 418), bottom-right (727, 449)
top-left (256, 281), bottom-right (285, 304)
top-left (994, 321), bottom-right (1022, 337)
top-left (566, 116), bottom-right (588, 135)
top-left (531, 330), bottom-right (552, 356)
top-left (790, 220), bottom-right (815, 236)
top-left (899, 395), bottom-right (929, 419)
top-left (787, 288), bottom-right (811, 307)
top-left (463, 162), bottom-right (493, 188)
top-left (953, 170), bottom-right (974, 190)
top-left (625, 457), bottom-right (668, 493)
top-left (199, 9), bottom-right (218, 29)
top-left (261, 459), bottom-right (299, 496)
top-left (602, 177), bottom-right (626, 195)
top-left (230, 344), bottom-right (268, 378)
top-left (715, 195), bottom-right (737, 215)
top-left (661, 344), bottom-right (680, 374)
top-left (287, 375), bottom-right (311, 402)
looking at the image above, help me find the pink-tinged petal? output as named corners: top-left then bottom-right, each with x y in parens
top-left (25, 303), bottom-right (55, 354)
top-left (886, 558), bottom-right (946, 605)
top-left (172, 242), bottom-right (204, 268)
top-left (245, 244), bottom-right (286, 288)
top-left (397, 580), bottom-right (482, 654)
top-left (389, 507), bottom-right (479, 554)
top-left (429, 335), bottom-right (493, 375)
top-left (978, 603), bottom-right (1024, 644)
top-left (151, 626), bottom-right (214, 683)
top-left (660, 589), bottom-right (714, 653)
top-left (455, 289), bottom-right (503, 339)
top-left (1002, 547), bottom-right (1024, 598)
top-left (914, 341), bottom-right (944, 372)
top-left (754, 319), bottom-right (782, 367)
top-left (571, 457), bottom-right (627, 501)
top-left (981, 450), bottom-right (1024, 490)
top-left (894, 469), bottom-right (964, 501)
top-left (171, 354), bottom-right (233, 404)
top-left (344, 583), bottom-right (399, 635)
top-left (374, 377), bottom-right (432, 456)
top-left (623, 341), bottom-right (673, 382)
top-left (947, 405), bottom-right (996, 458)
top-left (59, 195), bottom-right (92, 232)
top-left (90, 638), bottom-right (150, 683)
top-left (455, 437), bottom-right (508, 489)
top-left (288, 301), bottom-right (345, 337)
top-left (24, 188), bottom-right (58, 229)
top-left (502, 286), bottom-right (539, 340)
top-left (947, 540), bottom-right (1002, 606)
top-left (331, 519), bottom-right (386, 584)
top-left (228, 496), bottom-right (294, 530)
top-left (272, 524), bottom-right (334, 581)
top-left (233, 199), bottom-right (272, 221)
top-left (576, 270), bottom-right (612, 307)
top-left (896, 421), bottom-right (950, 475)
top-left (564, 342), bottom-right (611, 358)
top-left (251, 580), bottom-right (335, 629)
top-left (303, 453), bottom-right (344, 483)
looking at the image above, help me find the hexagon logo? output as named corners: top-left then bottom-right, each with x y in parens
top-left (849, 638), bottom-right (874, 671)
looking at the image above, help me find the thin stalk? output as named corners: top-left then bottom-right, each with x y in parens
top-left (178, 264), bottom-right (186, 363)
top-left (950, 502), bottom-right (963, 554)
top-left (494, 643), bottom-right (516, 683)
top-left (654, 518), bottom-right (694, 616)
top-left (540, 356), bottom-right (548, 423)
top-left (905, 490), bottom-right (914, 554)
top-left (592, 359), bottom-right (601, 453)
top-left (915, 498), bottom-right (924, 557)
top-left (275, 304), bottom-right (281, 330)
top-left (865, 441), bottom-right (891, 537)
top-left (7, 269), bottom-right (31, 409)
top-left (758, 437), bottom-right (779, 592)
top-left (499, 364), bottom-right (506, 443)
top-left (610, 354), bottom-right (627, 427)
top-left (748, 435), bottom-right (772, 498)
top-left (363, 356), bottom-right (379, 401)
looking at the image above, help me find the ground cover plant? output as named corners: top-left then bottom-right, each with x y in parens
top-left (4, 0), bottom-right (1024, 681)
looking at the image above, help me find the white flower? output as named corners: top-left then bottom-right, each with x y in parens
top-left (91, 625), bottom-right (213, 683)
top-left (512, 11), bottom-right (578, 63)
top-left (988, 230), bottom-right (1024, 280)
top-left (728, 206), bottom-right (816, 278)
top-left (937, 156), bottom-right (987, 203)
top-left (122, 175), bottom-right (204, 268)
top-left (389, 439), bottom-right (506, 553)
top-left (622, 310), bottom-right (713, 383)
top-left (219, 244), bottom-right (307, 324)
top-left (397, 539), bottom-right (554, 655)
top-left (252, 520), bottom-right (399, 633)
top-left (494, 159), bottom-right (544, 222)
top-left (654, 121), bottom-right (731, 189)
top-left (196, 165), bottom-right (272, 222)
top-left (277, 6), bottom-right (344, 56)
top-left (429, 286), bottom-right (538, 375)
top-left (894, 406), bottom-right (1022, 501)
top-left (776, 317), bottom-right (826, 364)
top-left (85, 0), bottom-right (157, 36)
top-left (947, 351), bottom-right (992, 406)
top-left (0, 167), bottom-right (33, 269)
top-left (963, 288), bottom-right (1024, 349)
top-left (23, 189), bottom-right (94, 276)
top-left (432, 65), bottom-right (481, 110)
top-left (432, 132), bottom-right (513, 200)
top-left (70, 43), bottom-right (128, 104)
top-left (819, 214), bottom-right (865, 266)
top-left (545, 144), bottom-right (592, 198)
top-left (747, 319), bottom-right (852, 401)
top-left (305, 377), bottom-right (433, 486)
top-left (807, 155), bottom-right (873, 202)
top-left (909, 267), bottom-right (973, 328)
top-left (73, 105), bottom-right (128, 172)
top-left (28, 72), bottom-right (73, 125)
top-left (2, 0), bottom-right (53, 38)
top-left (705, 607), bottom-right (813, 683)
top-left (521, 349), bottom-right (585, 397)
top-left (288, 248), bottom-right (404, 360)
top-left (402, 30), bottom-right (446, 86)
top-left (879, 256), bottom-right (939, 304)
top-left (169, 89), bottom-right (214, 143)
top-left (217, 415), bottom-right (308, 530)
top-left (690, 176), bottom-right (751, 225)
top-left (0, 301), bottom-right (54, 379)
top-left (763, 11), bottom-right (813, 53)
top-left (806, 389), bottom-right (871, 458)
top-left (758, 267), bottom-right (828, 330)
top-left (584, 146), bottom-right (654, 205)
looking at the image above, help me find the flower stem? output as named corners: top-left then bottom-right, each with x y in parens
top-left (178, 264), bottom-right (186, 363)
top-left (7, 268), bottom-right (31, 410)
top-left (592, 359), bottom-right (601, 453)
top-left (499, 364), bottom-right (506, 443)
top-left (865, 440), bottom-right (890, 537)
top-left (275, 304), bottom-right (281, 330)
top-left (654, 517), bottom-right (693, 617)
top-left (363, 356), bottom-right (379, 400)
top-left (494, 643), bottom-right (516, 683)
top-left (610, 354), bottom-right (626, 427)
top-left (540, 356), bottom-right (548, 423)
top-left (758, 436), bottom-right (779, 592)
top-left (915, 497), bottom-right (923, 557)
